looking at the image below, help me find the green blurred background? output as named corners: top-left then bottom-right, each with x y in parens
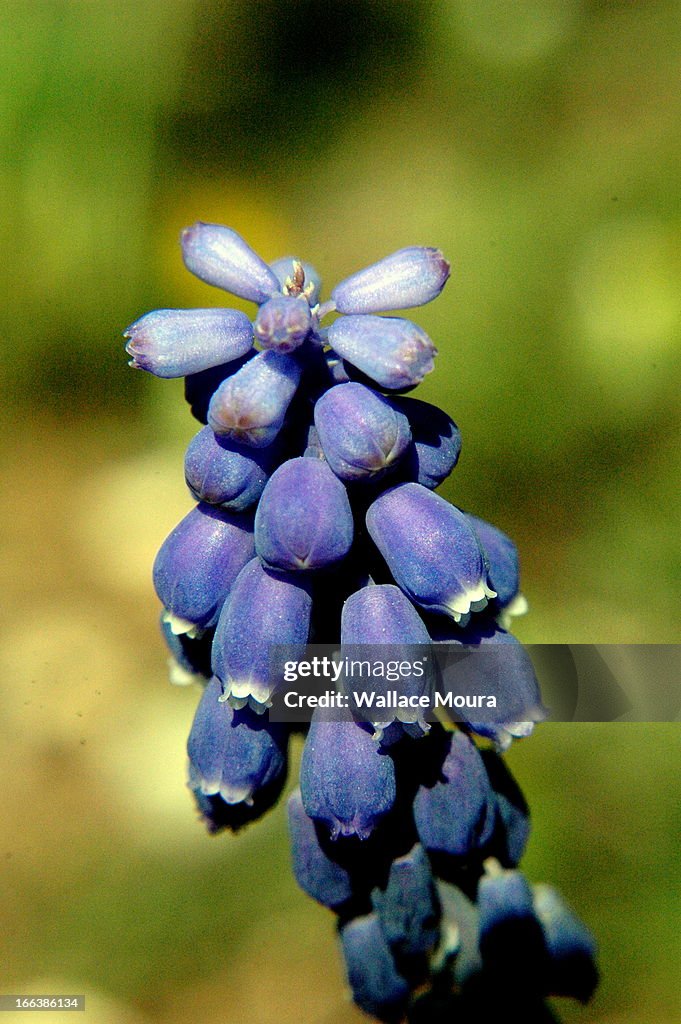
top-left (1, 2), bottom-right (679, 1022)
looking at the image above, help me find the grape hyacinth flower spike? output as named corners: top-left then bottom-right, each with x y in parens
top-left (126, 223), bottom-right (597, 1022)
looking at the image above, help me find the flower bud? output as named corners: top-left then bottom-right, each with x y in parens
top-left (254, 294), bottom-right (312, 353)
top-left (332, 247), bottom-right (450, 314)
top-left (372, 844), bottom-right (441, 961)
top-left (184, 425), bottom-right (273, 511)
top-left (270, 257), bottom-right (321, 305)
top-left (181, 222), bottom-right (280, 303)
top-left (314, 383), bottom-right (411, 482)
top-left (341, 584), bottom-right (432, 740)
top-left (255, 457), bottom-right (354, 571)
top-left (337, 917), bottom-right (409, 1019)
top-left (481, 750), bottom-right (530, 867)
top-left (340, 914), bottom-right (411, 1022)
top-left (212, 557), bottom-right (312, 709)
top-left (532, 885), bottom-right (599, 1002)
top-left (184, 351), bottom-right (255, 424)
top-left (153, 503), bottom-right (254, 630)
top-left (366, 483), bottom-right (495, 621)
top-left (300, 711), bottom-right (396, 840)
top-left (413, 730), bottom-right (496, 858)
top-left (187, 677), bottom-right (288, 831)
top-left (465, 513), bottom-right (520, 611)
top-left (287, 789), bottom-right (355, 910)
top-left (434, 621), bottom-right (547, 749)
top-left (327, 315), bottom-right (437, 390)
top-left (436, 882), bottom-right (483, 987)
top-left (341, 584), bottom-right (430, 645)
top-left (392, 396), bottom-right (462, 489)
top-left (207, 349), bottom-right (302, 447)
top-left (478, 869), bottom-right (549, 989)
top-left (124, 308), bottom-right (253, 378)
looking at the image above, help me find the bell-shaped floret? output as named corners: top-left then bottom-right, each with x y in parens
top-left (340, 914), bottom-right (412, 1023)
top-left (124, 308), bottom-right (254, 378)
top-left (341, 584), bottom-right (432, 740)
top-left (314, 383), bottom-right (412, 482)
top-left (301, 710), bottom-right (396, 840)
top-left (481, 750), bottom-right (531, 867)
top-left (478, 869), bottom-right (549, 990)
top-left (153, 503), bottom-right (254, 631)
top-left (187, 677), bottom-right (288, 831)
top-left (434, 620), bottom-right (547, 749)
top-left (181, 222), bottom-right (280, 303)
top-left (366, 483), bottom-right (495, 621)
top-left (212, 557), bottom-right (312, 709)
top-left (184, 425), bottom-right (273, 511)
top-left (332, 247), bottom-right (450, 314)
top-left (435, 881), bottom-right (483, 988)
top-left (255, 457), bottom-right (354, 571)
top-left (328, 315), bottom-right (437, 390)
top-left (372, 843), bottom-right (441, 961)
top-left (413, 730), bottom-right (496, 859)
top-left (287, 789), bottom-right (355, 910)
top-left (207, 349), bottom-right (302, 447)
top-left (465, 513), bottom-right (521, 611)
top-left (533, 885), bottom-right (599, 1002)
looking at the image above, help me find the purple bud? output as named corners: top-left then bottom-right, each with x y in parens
top-left (287, 789), bottom-right (355, 910)
top-left (481, 750), bottom-right (530, 867)
top-left (181, 222), bottom-right (280, 303)
top-left (124, 308), bottom-right (253, 378)
top-left (533, 885), bottom-right (599, 1002)
top-left (436, 882), bottom-right (483, 987)
top-left (342, 585), bottom-right (430, 645)
top-left (372, 843), bottom-right (441, 960)
top-left (341, 584), bottom-right (432, 740)
top-left (187, 677), bottom-right (288, 831)
top-left (254, 294), bottom-right (312, 353)
top-left (340, 914), bottom-right (411, 1022)
top-left (255, 458), bottom-right (354, 571)
top-left (465, 513), bottom-right (520, 610)
top-left (270, 256), bottom-right (321, 305)
top-left (413, 730), bottom-right (496, 858)
top-left (314, 383), bottom-right (412, 482)
top-left (184, 350), bottom-right (255, 424)
top-left (478, 869), bottom-right (549, 988)
top-left (328, 315), bottom-right (437, 390)
top-left (153, 503), bottom-right (254, 630)
top-left (435, 621), bottom-right (547, 749)
top-left (300, 711), bottom-right (396, 839)
top-left (391, 396), bottom-right (462, 489)
top-left (207, 349), bottom-right (302, 447)
top-left (184, 425), bottom-right (273, 511)
top-left (332, 247), bottom-right (450, 314)
top-left (212, 557), bottom-right (313, 709)
top-left (366, 483), bottom-right (495, 621)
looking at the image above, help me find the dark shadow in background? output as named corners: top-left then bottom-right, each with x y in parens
top-left (163, 0), bottom-right (429, 175)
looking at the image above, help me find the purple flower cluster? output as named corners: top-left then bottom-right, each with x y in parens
top-left (126, 225), bottom-right (597, 1021)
